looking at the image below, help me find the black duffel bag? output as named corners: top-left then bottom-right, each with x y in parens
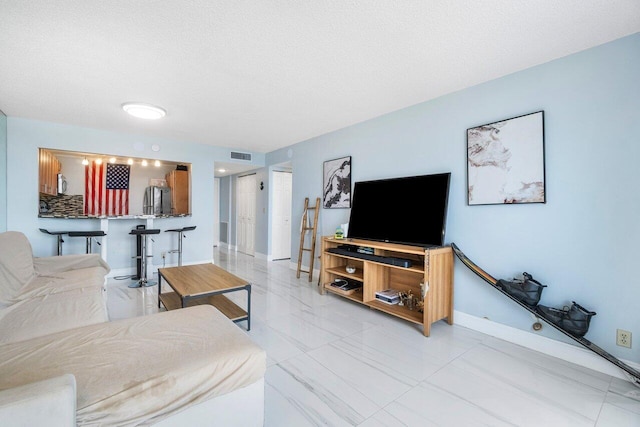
top-left (496, 272), bottom-right (546, 307)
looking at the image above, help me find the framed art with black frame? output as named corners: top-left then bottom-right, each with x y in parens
top-left (323, 156), bottom-right (351, 208)
top-left (467, 111), bottom-right (545, 205)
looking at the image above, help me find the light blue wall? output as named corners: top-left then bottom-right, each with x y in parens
top-left (273, 33), bottom-right (640, 361)
top-left (0, 110), bottom-right (6, 232)
top-left (6, 118), bottom-right (265, 269)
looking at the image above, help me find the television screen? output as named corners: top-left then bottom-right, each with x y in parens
top-left (347, 172), bottom-right (451, 248)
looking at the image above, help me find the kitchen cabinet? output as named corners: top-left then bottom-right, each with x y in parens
top-left (165, 169), bottom-right (190, 214)
top-left (39, 149), bottom-right (61, 196)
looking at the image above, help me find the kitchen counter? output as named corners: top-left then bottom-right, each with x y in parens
top-left (37, 214), bottom-right (194, 268)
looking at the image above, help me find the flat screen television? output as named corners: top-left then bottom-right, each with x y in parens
top-left (347, 172), bottom-right (451, 248)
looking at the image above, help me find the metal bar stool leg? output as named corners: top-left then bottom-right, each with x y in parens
top-left (165, 226), bottom-right (196, 267)
top-left (129, 228), bottom-right (160, 288)
top-left (140, 235), bottom-right (148, 284)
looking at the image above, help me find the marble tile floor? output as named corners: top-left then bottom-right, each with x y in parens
top-left (106, 248), bottom-right (640, 427)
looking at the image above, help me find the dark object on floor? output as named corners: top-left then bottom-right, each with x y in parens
top-left (537, 302), bottom-right (596, 337)
top-left (496, 272), bottom-right (546, 307)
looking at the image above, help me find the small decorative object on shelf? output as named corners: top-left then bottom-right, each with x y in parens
top-left (420, 282), bottom-right (428, 299)
top-left (345, 265), bottom-right (356, 274)
top-left (334, 226), bottom-right (344, 239)
top-left (398, 290), bottom-right (417, 310)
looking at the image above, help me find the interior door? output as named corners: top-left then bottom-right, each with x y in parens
top-left (237, 174), bottom-right (256, 256)
top-left (271, 171), bottom-right (292, 260)
top-left (213, 177), bottom-right (220, 247)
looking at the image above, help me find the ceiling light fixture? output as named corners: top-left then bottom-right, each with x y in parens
top-left (141, 160), bottom-right (148, 167)
top-left (154, 160), bottom-right (161, 167)
top-left (122, 102), bottom-right (166, 120)
top-left (127, 158), bottom-right (133, 165)
top-left (82, 157), bottom-right (89, 166)
top-left (95, 158), bottom-right (103, 165)
top-left (109, 157), bottom-right (117, 164)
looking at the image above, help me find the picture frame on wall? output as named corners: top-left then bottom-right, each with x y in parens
top-left (467, 111), bottom-right (545, 205)
top-left (323, 156), bottom-right (351, 208)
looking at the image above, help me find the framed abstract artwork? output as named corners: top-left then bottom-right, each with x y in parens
top-left (467, 111), bottom-right (545, 205)
top-left (323, 156), bottom-right (351, 208)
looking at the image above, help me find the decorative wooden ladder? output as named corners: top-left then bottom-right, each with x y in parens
top-left (296, 197), bottom-right (320, 282)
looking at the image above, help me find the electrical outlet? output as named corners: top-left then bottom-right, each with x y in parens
top-left (616, 329), bottom-right (632, 348)
top-left (161, 252), bottom-right (166, 259)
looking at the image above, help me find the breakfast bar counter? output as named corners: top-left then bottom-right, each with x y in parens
top-left (37, 214), bottom-right (193, 267)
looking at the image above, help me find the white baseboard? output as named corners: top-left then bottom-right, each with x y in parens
top-left (454, 310), bottom-right (640, 381)
top-left (254, 251), bottom-right (268, 261)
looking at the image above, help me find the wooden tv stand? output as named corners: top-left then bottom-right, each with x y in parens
top-left (320, 237), bottom-right (453, 336)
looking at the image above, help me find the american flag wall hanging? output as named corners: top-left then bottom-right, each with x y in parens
top-left (84, 161), bottom-right (130, 216)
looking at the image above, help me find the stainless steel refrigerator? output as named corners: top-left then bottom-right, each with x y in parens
top-left (143, 186), bottom-right (172, 215)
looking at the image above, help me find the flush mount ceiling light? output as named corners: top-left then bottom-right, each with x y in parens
top-left (121, 102), bottom-right (166, 120)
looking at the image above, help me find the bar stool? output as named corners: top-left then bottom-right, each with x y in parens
top-left (39, 228), bottom-right (70, 255)
top-left (129, 228), bottom-right (161, 288)
top-left (165, 226), bottom-right (196, 266)
top-left (68, 231), bottom-right (107, 254)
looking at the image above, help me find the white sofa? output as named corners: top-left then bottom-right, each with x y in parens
top-left (0, 231), bottom-right (266, 426)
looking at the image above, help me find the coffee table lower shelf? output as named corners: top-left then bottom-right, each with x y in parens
top-left (159, 292), bottom-right (249, 323)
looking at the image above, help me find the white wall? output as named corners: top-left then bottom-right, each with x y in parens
top-left (266, 33), bottom-right (640, 362)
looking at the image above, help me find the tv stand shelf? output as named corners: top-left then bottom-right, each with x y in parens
top-left (320, 236), bottom-right (454, 336)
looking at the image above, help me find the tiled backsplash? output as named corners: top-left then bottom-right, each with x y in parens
top-left (40, 193), bottom-right (84, 216)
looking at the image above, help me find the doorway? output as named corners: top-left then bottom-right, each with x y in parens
top-left (237, 173), bottom-right (256, 256)
top-left (271, 170), bottom-right (292, 260)
top-left (213, 177), bottom-right (220, 247)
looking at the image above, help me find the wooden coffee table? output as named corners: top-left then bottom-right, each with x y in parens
top-left (157, 263), bottom-right (251, 330)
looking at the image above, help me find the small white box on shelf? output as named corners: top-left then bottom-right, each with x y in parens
top-left (375, 289), bottom-right (400, 304)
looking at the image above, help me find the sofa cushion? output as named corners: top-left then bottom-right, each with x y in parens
top-left (0, 232), bottom-right (36, 306)
top-left (0, 287), bottom-right (108, 344)
top-left (33, 253), bottom-right (110, 276)
top-left (0, 305), bottom-right (266, 426)
top-left (17, 266), bottom-right (108, 301)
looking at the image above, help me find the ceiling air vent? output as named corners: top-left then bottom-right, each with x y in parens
top-left (230, 151), bottom-right (252, 161)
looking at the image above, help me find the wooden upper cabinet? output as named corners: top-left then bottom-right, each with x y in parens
top-left (166, 169), bottom-right (190, 214)
top-left (38, 148), bottom-right (61, 196)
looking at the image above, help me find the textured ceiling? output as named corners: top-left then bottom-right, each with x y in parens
top-left (0, 1), bottom-right (638, 154)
